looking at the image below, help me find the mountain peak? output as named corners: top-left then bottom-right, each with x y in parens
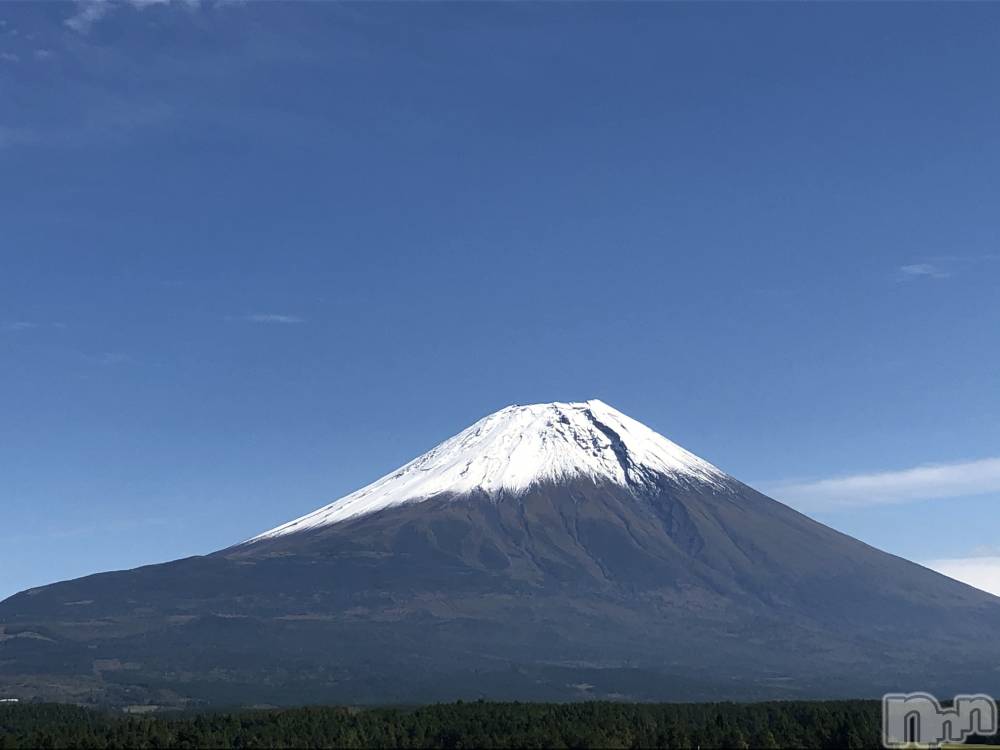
top-left (249, 400), bottom-right (728, 541)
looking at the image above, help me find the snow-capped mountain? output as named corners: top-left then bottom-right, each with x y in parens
top-left (251, 400), bottom-right (727, 540)
top-left (4, 399), bottom-right (1000, 708)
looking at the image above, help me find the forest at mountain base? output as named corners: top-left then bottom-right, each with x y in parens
top-left (3, 698), bottom-right (982, 749)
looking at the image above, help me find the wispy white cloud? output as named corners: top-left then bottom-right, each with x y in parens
top-left (895, 255), bottom-right (1000, 282)
top-left (236, 313), bottom-right (305, 325)
top-left (924, 556), bottom-right (1000, 598)
top-left (2, 321), bottom-right (38, 332)
top-left (764, 457), bottom-right (1000, 512)
top-left (2, 320), bottom-right (68, 332)
top-left (0, 51), bottom-right (19, 63)
top-left (898, 263), bottom-right (951, 280)
top-left (64, 0), bottom-right (206, 36)
top-left (79, 351), bottom-right (134, 366)
top-left (65, 0), bottom-right (113, 34)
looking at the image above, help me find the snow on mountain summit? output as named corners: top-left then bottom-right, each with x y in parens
top-left (249, 399), bottom-right (729, 541)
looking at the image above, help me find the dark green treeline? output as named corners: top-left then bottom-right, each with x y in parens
top-left (0, 699), bottom-right (900, 749)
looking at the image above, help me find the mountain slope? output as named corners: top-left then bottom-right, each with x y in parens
top-left (2, 401), bottom-right (999, 707)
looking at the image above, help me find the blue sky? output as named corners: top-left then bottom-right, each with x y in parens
top-left (2, 1), bottom-right (999, 601)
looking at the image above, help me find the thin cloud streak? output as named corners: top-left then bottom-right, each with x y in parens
top-left (1, 321), bottom-right (67, 332)
top-left (92, 352), bottom-right (134, 365)
top-left (239, 314), bottom-right (305, 324)
top-left (2, 321), bottom-right (38, 331)
top-left (898, 263), bottom-right (950, 280)
top-left (895, 255), bottom-right (999, 282)
top-left (924, 556), bottom-right (1000, 598)
top-left (765, 457), bottom-right (1000, 512)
